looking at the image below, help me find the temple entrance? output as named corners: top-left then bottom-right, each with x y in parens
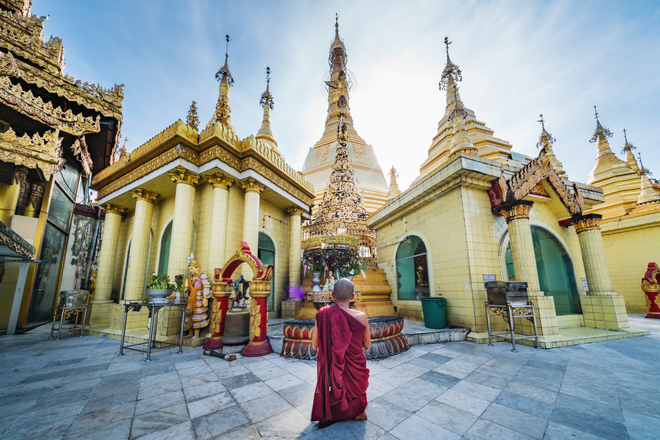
top-left (504, 226), bottom-right (581, 315)
top-left (258, 232), bottom-right (275, 311)
top-left (395, 236), bottom-right (430, 300)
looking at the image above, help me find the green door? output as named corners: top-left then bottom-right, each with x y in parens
top-left (258, 232), bottom-right (275, 311)
top-left (505, 226), bottom-right (581, 315)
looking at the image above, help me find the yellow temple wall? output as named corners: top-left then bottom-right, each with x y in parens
top-left (375, 183), bottom-right (589, 333)
top-left (600, 209), bottom-right (660, 313)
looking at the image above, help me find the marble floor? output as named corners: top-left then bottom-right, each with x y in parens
top-left (0, 314), bottom-right (659, 440)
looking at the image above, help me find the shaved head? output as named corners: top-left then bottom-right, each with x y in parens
top-left (334, 278), bottom-right (354, 301)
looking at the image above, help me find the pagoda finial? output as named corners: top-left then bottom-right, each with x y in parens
top-left (637, 152), bottom-right (652, 178)
top-left (187, 100), bottom-right (199, 129)
top-left (259, 66), bottom-right (274, 110)
top-left (215, 34), bottom-right (234, 87)
top-left (335, 13), bottom-right (339, 37)
top-left (590, 105), bottom-right (612, 143)
top-left (448, 85), bottom-right (467, 121)
top-left (621, 128), bottom-right (636, 154)
top-left (536, 114), bottom-right (556, 149)
top-left (387, 166), bottom-right (401, 200)
top-left (439, 36), bottom-right (462, 90)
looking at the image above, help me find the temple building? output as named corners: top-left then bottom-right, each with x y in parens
top-left (87, 44), bottom-right (314, 342)
top-left (0, 0), bottom-right (123, 335)
top-left (583, 119), bottom-right (660, 314)
top-left (301, 18), bottom-right (389, 215)
top-left (367, 39), bottom-right (648, 347)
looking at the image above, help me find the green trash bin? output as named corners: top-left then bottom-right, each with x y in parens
top-left (420, 297), bottom-right (447, 329)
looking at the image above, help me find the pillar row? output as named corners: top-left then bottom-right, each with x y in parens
top-left (501, 200), bottom-right (542, 295)
top-left (125, 189), bottom-right (159, 300)
top-left (94, 204), bottom-right (126, 303)
top-left (207, 173), bottom-right (234, 270)
top-left (574, 214), bottom-right (615, 295)
top-left (167, 168), bottom-right (200, 279)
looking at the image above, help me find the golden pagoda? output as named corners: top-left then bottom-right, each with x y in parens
top-left (301, 16), bottom-right (389, 215)
top-left (0, 0), bottom-right (123, 334)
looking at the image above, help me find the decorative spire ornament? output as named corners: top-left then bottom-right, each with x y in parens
top-left (256, 66), bottom-right (279, 153)
top-left (621, 129), bottom-right (639, 172)
top-left (621, 129), bottom-right (636, 154)
top-left (535, 114), bottom-right (566, 178)
top-left (207, 34), bottom-right (234, 130)
top-left (590, 106), bottom-right (613, 143)
top-left (636, 152), bottom-right (660, 205)
top-left (439, 37), bottom-right (462, 91)
top-left (187, 100), bottom-right (199, 130)
top-left (387, 166), bottom-right (401, 200)
top-left (536, 114), bottom-right (556, 149)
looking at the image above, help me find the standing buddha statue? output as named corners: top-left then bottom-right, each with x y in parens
top-left (184, 258), bottom-right (211, 338)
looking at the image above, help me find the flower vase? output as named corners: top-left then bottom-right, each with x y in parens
top-left (311, 271), bottom-right (322, 293)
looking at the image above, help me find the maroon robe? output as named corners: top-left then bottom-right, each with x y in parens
top-left (311, 305), bottom-right (370, 423)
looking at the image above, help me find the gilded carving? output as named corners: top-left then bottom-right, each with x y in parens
top-left (285, 206), bottom-right (306, 217)
top-left (101, 203), bottom-right (127, 216)
top-left (199, 145), bottom-right (242, 171)
top-left (0, 76), bottom-right (101, 136)
top-left (212, 298), bottom-right (223, 334)
top-left (249, 303), bottom-right (262, 341)
top-left (498, 147), bottom-right (584, 217)
top-left (0, 24), bottom-right (63, 74)
top-left (169, 167), bottom-right (200, 186)
top-left (573, 214), bottom-right (602, 234)
top-left (0, 51), bottom-right (21, 77)
top-left (206, 173), bottom-right (234, 189)
top-left (0, 227), bottom-right (35, 260)
top-left (132, 189), bottom-right (159, 204)
top-left (0, 127), bottom-right (63, 177)
top-left (500, 202), bottom-right (533, 224)
top-left (353, 144), bottom-right (365, 163)
top-left (71, 136), bottom-right (93, 175)
top-left (28, 182), bottom-right (44, 209)
top-left (240, 177), bottom-right (266, 194)
top-left (241, 157), bottom-right (313, 205)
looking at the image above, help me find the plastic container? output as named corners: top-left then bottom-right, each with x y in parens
top-left (420, 296), bottom-right (447, 329)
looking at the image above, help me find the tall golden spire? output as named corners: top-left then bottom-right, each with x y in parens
top-left (587, 106), bottom-right (629, 184)
top-left (636, 153), bottom-right (660, 205)
top-left (207, 35), bottom-right (234, 131)
top-left (621, 129), bottom-right (639, 173)
top-left (448, 85), bottom-right (476, 156)
top-left (256, 67), bottom-right (280, 154)
top-left (536, 114), bottom-right (566, 178)
top-left (387, 166), bottom-right (401, 200)
top-left (324, 14), bottom-right (354, 127)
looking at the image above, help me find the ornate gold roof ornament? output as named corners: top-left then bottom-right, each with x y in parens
top-left (259, 67), bottom-right (274, 110)
top-left (208, 35), bottom-right (234, 131)
top-left (621, 128), bottom-right (636, 154)
top-left (387, 166), bottom-right (401, 200)
top-left (186, 100), bottom-right (199, 130)
top-left (636, 152), bottom-right (660, 205)
top-left (71, 135), bottom-right (93, 176)
top-left (0, 127), bottom-right (64, 178)
top-left (0, 51), bottom-right (21, 77)
top-left (256, 66), bottom-right (279, 154)
top-left (448, 84), bottom-right (468, 122)
top-left (536, 114), bottom-right (556, 148)
top-left (0, 76), bottom-right (101, 136)
top-left (439, 37), bottom-right (462, 91)
top-left (590, 105), bottom-right (613, 143)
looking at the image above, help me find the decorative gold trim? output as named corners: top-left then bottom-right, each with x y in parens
top-left (169, 167), bottom-right (200, 186)
top-left (206, 173), bottom-right (234, 190)
top-left (500, 202), bottom-right (533, 224)
top-left (249, 303), bottom-right (262, 341)
top-left (0, 127), bottom-right (63, 177)
top-left (240, 177), bottom-right (265, 194)
top-left (101, 203), bottom-right (127, 216)
top-left (303, 234), bottom-right (358, 250)
top-left (132, 189), bottom-right (159, 204)
top-left (241, 156), bottom-right (313, 205)
top-left (71, 136), bottom-right (93, 176)
top-left (573, 214), bottom-right (602, 234)
top-left (0, 24), bottom-right (63, 74)
top-left (0, 76), bottom-right (101, 136)
top-left (285, 206), bottom-right (306, 216)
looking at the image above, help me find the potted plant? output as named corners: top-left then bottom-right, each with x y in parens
top-left (146, 273), bottom-right (175, 303)
top-left (338, 259), bottom-right (367, 280)
top-left (173, 273), bottom-right (186, 300)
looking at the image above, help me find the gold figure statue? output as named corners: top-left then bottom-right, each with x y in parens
top-left (183, 257), bottom-right (211, 338)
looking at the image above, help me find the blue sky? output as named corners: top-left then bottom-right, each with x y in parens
top-left (34, 0), bottom-right (660, 191)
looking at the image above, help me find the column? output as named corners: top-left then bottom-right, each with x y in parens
top-left (242, 279), bottom-right (273, 357)
top-left (125, 189), bottom-right (159, 300)
top-left (240, 178), bottom-right (265, 266)
top-left (574, 214), bottom-right (614, 295)
top-left (6, 263), bottom-right (29, 335)
top-left (94, 204), bottom-right (126, 303)
top-left (286, 207), bottom-right (304, 289)
top-left (207, 173), bottom-right (234, 270)
top-left (167, 168), bottom-right (200, 279)
top-left (0, 168), bottom-right (23, 226)
top-left (574, 213), bottom-right (629, 329)
top-left (501, 201), bottom-right (541, 294)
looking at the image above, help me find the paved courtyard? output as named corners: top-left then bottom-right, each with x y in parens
top-left (1, 315), bottom-right (659, 440)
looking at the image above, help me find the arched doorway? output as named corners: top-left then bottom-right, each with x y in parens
top-left (158, 221), bottom-right (172, 274)
top-left (258, 232), bottom-right (275, 311)
top-left (504, 226), bottom-right (581, 315)
top-left (395, 235), bottom-right (430, 300)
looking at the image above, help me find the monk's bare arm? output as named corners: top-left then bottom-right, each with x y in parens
top-left (360, 314), bottom-right (371, 350)
top-left (311, 316), bottom-right (318, 349)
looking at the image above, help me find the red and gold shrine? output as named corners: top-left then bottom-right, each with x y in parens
top-left (204, 242), bottom-right (274, 356)
top-left (642, 262), bottom-right (660, 319)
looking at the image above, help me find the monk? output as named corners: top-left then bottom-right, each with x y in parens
top-left (311, 278), bottom-right (371, 428)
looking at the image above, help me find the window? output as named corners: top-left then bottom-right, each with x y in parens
top-left (396, 236), bottom-right (430, 300)
top-left (504, 226), bottom-right (581, 315)
top-left (158, 221), bottom-right (173, 274)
